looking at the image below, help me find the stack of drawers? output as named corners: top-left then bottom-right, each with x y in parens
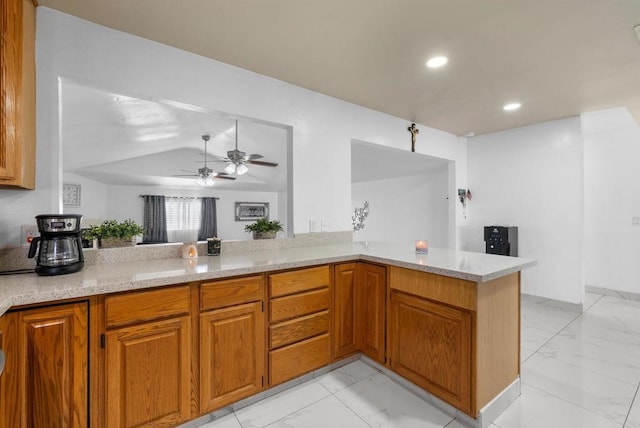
top-left (268, 266), bottom-right (332, 386)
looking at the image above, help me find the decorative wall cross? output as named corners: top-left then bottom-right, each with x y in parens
top-left (407, 123), bottom-right (419, 152)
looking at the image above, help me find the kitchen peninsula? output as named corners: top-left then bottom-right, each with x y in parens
top-left (0, 242), bottom-right (535, 428)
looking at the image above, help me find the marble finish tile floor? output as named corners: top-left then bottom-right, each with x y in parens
top-left (196, 292), bottom-right (640, 428)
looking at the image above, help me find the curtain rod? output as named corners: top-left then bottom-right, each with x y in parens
top-left (139, 195), bottom-right (219, 200)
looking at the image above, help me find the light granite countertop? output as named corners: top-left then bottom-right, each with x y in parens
top-left (0, 242), bottom-right (536, 316)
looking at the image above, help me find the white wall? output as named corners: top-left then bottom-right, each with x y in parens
top-left (583, 108), bottom-right (640, 293)
top-left (352, 168), bottom-right (450, 248)
top-left (63, 173), bottom-right (108, 220)
top-left (462, 117), bottom-right (584, 304)
top-left (0, 8), bottom-right (467, 249)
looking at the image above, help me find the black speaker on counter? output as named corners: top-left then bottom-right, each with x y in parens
top-left (484, 226), bottom-right (518, 257)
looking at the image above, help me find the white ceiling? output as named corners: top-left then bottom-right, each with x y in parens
top-left (61, 82), bottom-right (289, 191)
top-left (39, 0), bottom-right (640, 137)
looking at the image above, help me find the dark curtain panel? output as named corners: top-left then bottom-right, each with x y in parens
top-left (198, 197), bottom-right (218, 241)
top-left (142, 195), bottom-right (168, 243)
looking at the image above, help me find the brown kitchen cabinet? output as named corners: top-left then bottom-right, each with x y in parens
top-left (0, 301), bottom-right (89, 428)
top-left (333, 263), bottom-right (358, 357)
top-left (389, 290), bottom-right (472, 413)
top-left (103, 285), bottom-right (192, 428)
top-left (199, 275), bottom-right (265, 413)
top-left (268, 265), bottom-right (332, 386)
top-left (0, 0), bottom-right (36, 189)
top-left (333, 262), bottom-right (387, 362)
top-left (358, 262), bottom-right (386, 362)
top-left (388, 266), bottom-right (520, 417)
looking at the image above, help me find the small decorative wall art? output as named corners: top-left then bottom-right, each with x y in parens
top-left (63, 183), bottom-right (81, 206)
top-left (235, 202), bottom-right (270, 221)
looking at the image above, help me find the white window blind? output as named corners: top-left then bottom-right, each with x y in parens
top-left (165, 198), bottom-right (201, 242)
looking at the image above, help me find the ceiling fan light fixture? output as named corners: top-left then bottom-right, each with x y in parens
top-left (236, 163), bottom-right (249, 175)
top-left (197, 175), bottom-right (215, 186)
top-left (224, 163), bottom-right (236, 174)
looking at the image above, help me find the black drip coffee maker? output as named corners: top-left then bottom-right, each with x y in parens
top-left (28, 214), bottom-right (84, 276)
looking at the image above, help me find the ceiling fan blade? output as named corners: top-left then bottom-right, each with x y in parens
top-left (202, 154), bottom-right (229, 161)
top-left (197, 158), bottom-right (229, 163)
top-left (172, 174), bottom-right (198, 177)
top-left (214, 175), bottom-right (236, 180)
top-left (245, 153), bottom-right (264, 161)
top-left (247, 160), bottom-right (279, 167)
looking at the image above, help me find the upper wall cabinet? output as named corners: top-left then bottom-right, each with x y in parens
top-left (0, 0), bottom-right (35, 189)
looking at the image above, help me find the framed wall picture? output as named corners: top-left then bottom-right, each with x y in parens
top-left (235, 202), bottom-right (269, 221)
top-left (63, 183), bottom-right (81, 206)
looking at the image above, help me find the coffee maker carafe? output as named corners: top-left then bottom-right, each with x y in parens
top-left (28, 214), bottom-right (84, 276)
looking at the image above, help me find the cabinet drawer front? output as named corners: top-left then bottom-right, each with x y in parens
top-left (270, 288), bottom-right (329, 323)
top-left (201, 275), bottom-right (264, 310)
top-left (269, 266), bottom-right (330, 297)
top-left (269, 333), bottom-right (330, 386)
top-left (105, 285), bottom-right (190, 328)
top-left (269, 310), bottom-right (329, 349)
top-left (389, 266), bottom-right (476, 311)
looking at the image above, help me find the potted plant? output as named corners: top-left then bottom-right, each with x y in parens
top-left (83, 219), bottom-right (144, 248)
top-left (244, 218), bottom-right (283, 240)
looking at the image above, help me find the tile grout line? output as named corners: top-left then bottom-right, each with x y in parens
top-left (244, 383), bottom-right (333, 428)
top-left (323, 366), bottom-right (385, 428)
top-left (524, 382), bottom-right (625, 425)
top-left (623, 382), bottom-right (640, 427)
top-left (239, 370), bottom-right (381, 428)
top-left (327, 379), bottom-right (379, 428)
top-left (521, 293), bottom-right (633, 425)
top-left (313, 376), bottom-right (376, 428)
top-left (521, 293), bottom-right (605, 364)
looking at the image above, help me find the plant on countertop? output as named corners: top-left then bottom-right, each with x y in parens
top-left (83, 219), bottom-right (144, 241)
top-left (244, 218), bottom-right (283, 239)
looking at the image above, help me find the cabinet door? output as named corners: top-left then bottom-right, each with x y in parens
top-left (105, 316), bottom-right (191, 428)
top-left (0, 302), bottom-right (89, 428)
top-left (333, 263), bottom-right (358, 358)
top-left (200, 302), bottom-right (264, 413)
top-left (358, 263), bottom-right (386, 363)
top-left (0, 0), bottom-right (35, 189)
top-left (0, 0), bottom-right (22, 181)
top-left (389, 291), bottom-right (471, 414)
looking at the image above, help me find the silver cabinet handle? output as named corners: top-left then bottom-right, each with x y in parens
top-left (0, 349), bottom-right (5, 376)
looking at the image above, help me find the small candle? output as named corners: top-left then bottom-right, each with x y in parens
top-left (415, 240), bottom-right (429, 254)
top-left (182, 241), bottom-right (198, 259)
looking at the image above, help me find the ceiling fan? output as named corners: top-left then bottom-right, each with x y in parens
top-left (209, 120), bottom-right (278, 176)
top-left (172, 135), bottom-right (236, 186)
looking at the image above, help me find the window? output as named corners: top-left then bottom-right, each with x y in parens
top-left (165, 198), bottom-right (201, 242)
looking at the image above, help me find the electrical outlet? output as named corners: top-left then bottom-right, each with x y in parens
top-left (320, 220), bottom-right (329, 232)
top-left (309, 219), bottom-right (318, 233)
top-left (632, 217), bottom-right (640, 226)
top-left (21, 224), bottom-right (38, 246)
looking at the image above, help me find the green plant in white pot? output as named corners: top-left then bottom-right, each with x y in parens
top-left (84, 219), bottom-right (144, 248)
top-left (244, 218), bottom-right (283, 240)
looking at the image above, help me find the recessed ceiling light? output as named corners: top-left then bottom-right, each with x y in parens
top-left (503, 102), bottom-right (521, 111)
top-left (426, 56), bottom-right (448, 68)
